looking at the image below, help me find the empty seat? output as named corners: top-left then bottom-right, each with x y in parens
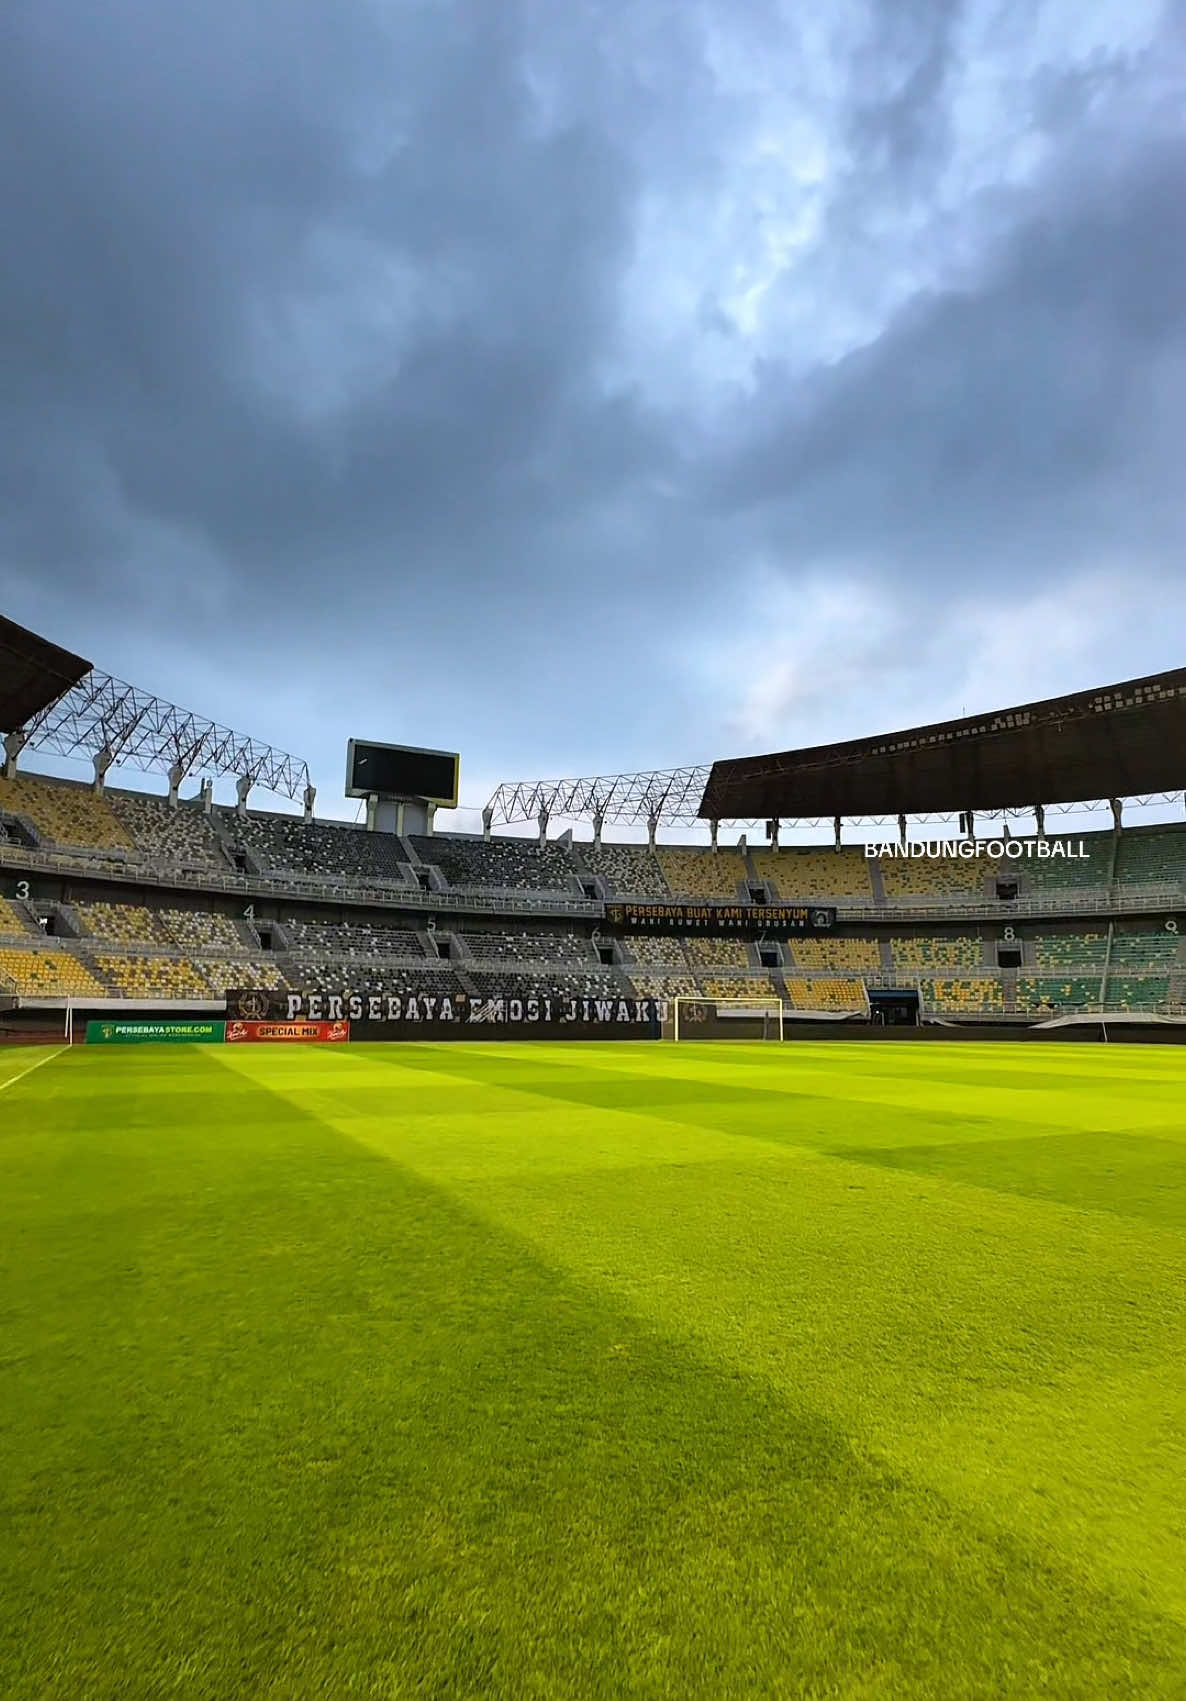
top-left (0, 947), bottom-right (108, 997)
top-left (683, 937), bottom-right (752, 970)
top-left (107, 791), bottom-right (226, 867)
top-left (411, 835), bottom-right (578, 892)
top-left (1115, 825), bottom-right (1186, 888)
top-left (1019, 833), bottom-right (1112, 893)
top-left (784, 977), bottom-right (866, 1013)
top-left (891, 935), bottom-right (982, 970)
top-left (881, 854), bottom-right (998, 899)
top-left (750, 848), bottom-right (874, 899)
top-left (654, 848), bottom-right (747, 900)
top-left (76, 902), bottom-right (165, 945)
top-left (580, 844), bottom-right (670, 897)
top-left (918, 977), bottom-right (1004, 1013)
top-left (0, 773), bottom-right (131, 851)
top-left (95, 955), bottom-right (213, 998)
top-left (792, 937), bottom-right (881, 970)
top-left (224, 811), bottom-right (409, 883)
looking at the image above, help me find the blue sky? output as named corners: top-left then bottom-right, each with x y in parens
top-left (2, 0), bottom-right (1185, 836)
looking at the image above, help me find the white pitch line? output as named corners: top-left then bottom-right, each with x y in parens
top-left (0, 1045), bottom-right (69, 1097)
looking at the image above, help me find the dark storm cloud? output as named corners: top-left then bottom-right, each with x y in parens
top-left (1, 0), bottom-right (1184, 808)
top-left (0, 0), bottom-right (641, 578)
top-left (715, 123), bottom-right (1186, 584)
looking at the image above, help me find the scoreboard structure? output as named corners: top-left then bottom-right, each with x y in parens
top-left (346, 739), bottom-right (460, 835)
top-left (346, 740), bottom-right (459, 807)
top-left (605, 902), bottom-right (836, 937)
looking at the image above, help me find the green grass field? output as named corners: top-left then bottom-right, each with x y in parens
top-left (3, 1039), bottom-right (1186, 1699)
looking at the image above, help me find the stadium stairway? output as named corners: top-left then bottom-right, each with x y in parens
top-left (398, 835), bottom-right (447, 893)
top-left (233, 914), bottom-right (269, 950)
top-left (867, 855), bottom-right (888, 905)
top-left (0, 897), bottom-right (41, 938)
top-left (47, 902), bottom-right (87, 941)
top-left (0, 809), bottom-right (43, 851)
top-left (208, 810), bottom-right (262, 876)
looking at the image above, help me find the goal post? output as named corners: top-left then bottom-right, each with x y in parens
top-left (667, 996), bottom-right (786, 1042)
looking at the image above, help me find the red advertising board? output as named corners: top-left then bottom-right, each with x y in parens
top-left (225, 1020), bottom-right (350, 1044)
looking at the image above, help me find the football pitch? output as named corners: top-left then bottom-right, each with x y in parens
top-left (3, 1039), bottom-right (1186, 1699)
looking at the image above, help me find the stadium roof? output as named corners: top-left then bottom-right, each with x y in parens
top-left (698, 668), bottom-right (1186, 822)
top-left (3, 612), bottom-right (311, 800)
top-left (0, 615), bottom-right (91, 735)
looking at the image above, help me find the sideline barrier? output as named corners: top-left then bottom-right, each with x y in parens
top-left (86, 1020), bottom-right (226, 1045)
top-left (225, 1020), bottom-right (350, 1044)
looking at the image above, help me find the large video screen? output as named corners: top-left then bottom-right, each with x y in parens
top-left (346, 740), bottom-right (459, 805)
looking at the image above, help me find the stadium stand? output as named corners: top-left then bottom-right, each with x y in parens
top-left (283, 919), bottom-right (427, 959)
top-left (699, 974), bottom-right (781, 1002)
top-left (293, 961), bottom-right (457, 998)
top-left (881, 851), bottom-right (998, 899)
top-left (225, 812), bottom-right (408, 883)
top-left (3, 739), bottom-right (1185, 1031)
top-left (891, 935), bottom-right (982, 970)
top-left (0, 898), bottom-right (33, 936)
top-left (791, 936), bottom-right (881, 970)
top-left (750, 848), bottom-right (875, 899)
top-left (158, 908), bottom-right (251, 952)
top-left (629, 973), bottom-right (698, 1001)
top-left (1030, 931), bottom-right (1108, 970)
top-left (461, 930), bottom-right (596, 965)
top-left (0, 947), bottom-right (108, 998)
top-left (1105, 975), bottom-right (1171, 1011)
top-left (107, 791), bottom-right (226, 868)
top-left (412, 835), bottom-right (577, 892)
top-left (1019, 833), bottom-right (1112, 893)
top-left (579, 843), bottom-right (670, 897)
top-left (1115, 825), bottom-right (1186, 888)
top-left (683, 937), bottom-right (753, 971)
top-left (920, 977), bottom-right (1005, 1014)
top-left (94, 955), bottom-right (212, 999)
top-left (1108, 926), bottom-right (1181, 970)
top-left (0, 773), bottom-right (132, 851)
top-left (481, 970), bottom-right (632, 1002)
top-left (626, 935), bottom-right (692, 968)
top-left (1017, 976), bottom-right (1100, 1013)
top-left (655, 847), bottom-right (747, 900)
top-left (76, 902), bottom-right (165, 945)
top-left (785, 977), bottom-right (866, 1014)
top-left (203, 960), bottom-right (288, 993)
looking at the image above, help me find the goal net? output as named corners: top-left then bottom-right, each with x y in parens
top-left (664, 997), bottom-right (786, 1042)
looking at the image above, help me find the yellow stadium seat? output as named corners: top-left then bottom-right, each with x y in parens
top-left (784, 977), bottom-right (866, 1013)
top-left (95, 955), bottom-right (213, 998)
top-left (0, 947), bottom-right (108, 997)
top-left (892, 935), bottom-right (982, 970)
top-left (654, 848), bottom-right (747, 900)
top-left (750, 848), bottom-right (874, 899)
top-left (881, 853), bottom-right (998, 899)
top-left (76, 903), bottom-right (165, 945)
top-left (791, 937), bottom-right (881, 970)
top-left (0, 773), bottom-right (131, 851)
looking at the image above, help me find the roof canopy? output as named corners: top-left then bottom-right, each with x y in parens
top-left (699, 668), bottom-right (1186, 822)
top-left (0, 615), bottom-right (91, 735)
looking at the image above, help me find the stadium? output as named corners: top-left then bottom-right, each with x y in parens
top-left (4, 613), bottom-right (1186, 1695)
top-left (3, 614), bottom-right (1185, 1040)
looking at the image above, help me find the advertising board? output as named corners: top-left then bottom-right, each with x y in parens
top-left (86, 1020), bottom-right (226, 1045)
top-left (224, 1019), bottom-right (350, 1044)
